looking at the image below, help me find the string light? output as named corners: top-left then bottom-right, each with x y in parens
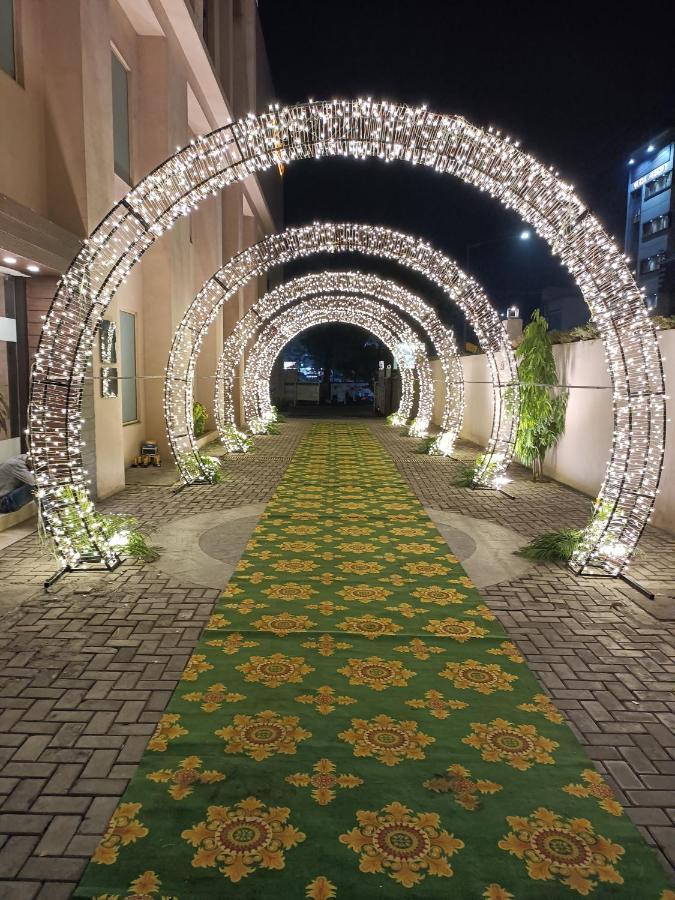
top-left (212, 271), bottom-right (463, 453)
top-left (238, 295), bottom-right (431, 431)
top-left (29, 100), bottom-right (665, 578)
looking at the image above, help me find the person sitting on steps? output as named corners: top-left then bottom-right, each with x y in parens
top-left (0, 453), bottom-right (35, 514)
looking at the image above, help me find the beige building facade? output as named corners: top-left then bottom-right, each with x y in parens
top-left (0, 0), bottom-right (281, 500)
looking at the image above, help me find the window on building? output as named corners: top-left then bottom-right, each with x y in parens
top-left (644, 170), bottom-right (672, 200)
top-left (640, 253), bottom-right (665, 275)
top-left (645, 293), bottom-right (658, 312)
top-left (0, 0), bottom-right (16, 79)
top-left (642, 214), bottom-right (671, 240)
top-left (119, 311), bottom-right (137, 423)
top-left (111, 49), bottom-right (131, 184)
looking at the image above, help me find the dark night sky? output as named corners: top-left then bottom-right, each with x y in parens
top-left (257, 0), bottom-right (675, 330)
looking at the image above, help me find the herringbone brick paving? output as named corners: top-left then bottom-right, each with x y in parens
top-left (0, 417), bottom-right (672, 896)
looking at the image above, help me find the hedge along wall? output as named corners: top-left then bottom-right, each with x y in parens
top-left (430, 328), bottom-right (675, 534)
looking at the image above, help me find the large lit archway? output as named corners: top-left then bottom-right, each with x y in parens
top-left (167, 224), bottom-right (513, 487)
top-left (30, 100), bottom-right (665, 575)
top-left (237, 295), bottom-right (433, 434)
top-left (212, 270), bottom-right (463, 451)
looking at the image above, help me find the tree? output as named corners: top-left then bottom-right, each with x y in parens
top-left (513, 309), bottom-right (568, 481)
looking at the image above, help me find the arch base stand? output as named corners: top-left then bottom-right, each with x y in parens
top-left (44, 554), bottom-right (122, 591)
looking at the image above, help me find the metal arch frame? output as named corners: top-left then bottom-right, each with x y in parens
top-left (168, 225), bottom-right (514, 489)
top-left (212, 271), bottom-right (463, 450)
top-left (29, 100), bottom-right (665, 576)
top-left (238, 296), bottom-right (431, 431)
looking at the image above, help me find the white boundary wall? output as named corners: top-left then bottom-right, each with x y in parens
top-left (431, 328), bottom-right (675, 534)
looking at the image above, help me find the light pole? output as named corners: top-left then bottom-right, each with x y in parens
top-left (462, 230), bottom-right (531, 348)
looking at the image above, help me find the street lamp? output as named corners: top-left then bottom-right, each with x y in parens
top-left (463, 230), bottom-right (533, 346)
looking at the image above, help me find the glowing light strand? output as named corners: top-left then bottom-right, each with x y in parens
top-left (29, 100), bottom-right (665, 576)
top-left (238, 296), bottom-right (431, 432)
top-left (213, 271), bottom-right (463, 449)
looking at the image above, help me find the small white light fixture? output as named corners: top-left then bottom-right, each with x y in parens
top-left (647, 144), bottom-right (655, 152)
top-left (519, 230), bottom-right (531, 240)
top-left (628, 158), bottom-right (635, 165)
top-left (3, 256), bottom-right (17, 265)
top-left (26, 264), bottom-right (40, 273)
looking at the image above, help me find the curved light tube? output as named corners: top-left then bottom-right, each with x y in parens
top-left (29, 100), bottom-right (665, 576)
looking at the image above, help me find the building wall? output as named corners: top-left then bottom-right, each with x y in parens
top-left (431, 332), bottom-right (675, 533)
top-left (0, 0), bottom-right (280, 499)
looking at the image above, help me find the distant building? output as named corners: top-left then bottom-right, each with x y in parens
top-left (625, 130), bottom-right (675, 316)
top-left (537, 287), bottom-right (589, 331)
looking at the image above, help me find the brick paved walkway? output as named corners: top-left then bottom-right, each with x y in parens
top-left (0, 417), bottom-right (672, 897)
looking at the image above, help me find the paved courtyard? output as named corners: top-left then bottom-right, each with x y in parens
top-left (0, 417), bottom-right (673, 897)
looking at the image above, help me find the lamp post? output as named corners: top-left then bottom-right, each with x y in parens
top-left (462, 230), bottom-right (531, 348)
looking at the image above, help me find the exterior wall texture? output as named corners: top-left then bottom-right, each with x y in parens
top-left (431, 330), bottom-right (675, 534)
top-left (0, 0), bottom-right (281, 498)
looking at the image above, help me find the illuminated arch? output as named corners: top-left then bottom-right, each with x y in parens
top-left (30, 100), bottom-right (665, 575)
top-left (168, 224), bottom-right (513, 485)
top-left (213, 271), bottom-right (463, 450)
top-left (237, 295), bottom-right (433, 434)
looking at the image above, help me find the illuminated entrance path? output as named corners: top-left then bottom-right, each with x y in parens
top-left (75, 425), bottom-right (672, 898)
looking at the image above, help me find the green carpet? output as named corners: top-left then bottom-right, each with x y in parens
top-left (75, 423), bottom-right (673, 899)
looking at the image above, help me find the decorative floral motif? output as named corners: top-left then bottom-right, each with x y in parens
top-left (391, 526), bottom-right (427, 536)
top-left (182, 796), bottom-right (305, 882)
top-left (306, 600), bottom-right (348, 616)
top-left (337, 585), bottom-right (393, 604)
top-left (301, 634), bottom-right (352, 656)
top-left (92, 802), bottom-right (148, 865)
top-left (272, 558), bottom-right (318, 573)
top-left (180, 654), bottom-right (214, 681)
top-left (423, 617), bottom-right (489, 641)
top-left (252, 613), bottom-right (316, 637)
top-left (92, 869), bottom-right (164, 898)
top-left (339, 714), bottom-right (434, 766)
top-left (411, 585), bottom-right (465, 605)
top-left (337, 560), bottom-right (383, 575)
top-left (488, 641), bottom-right (525, 663)
top-left (563, 770), bottom-right (623, 816)
top-left (337, 541), bottom-right (377, 553)
top-left (216, 711), bottom-right (311, 761)
top-left (385, 602), bottom-right (429, 618)
top-left (236, 653), bottom-right (314, 688)
top-left (206, 634), bottom-right (259, 655)
top-left (394, 638), bottom-right (445, 661)
top-left (284, 524), bottom-right (320, 535)
top-left (483, 885), bottom-right (514, 900)
top-left (450, 575), bottom-right (475, 589)
top-left (336, 614), bottom-right (401, 640)
top-left (423, 763), bottom-right (502, 810)
top-left (182, 682), bottom-right (245, 713)
top-left (498, 807), bottom-right (625, 895)
top-left (518, 693), bottom-right (564, 724)
top-left (148, 713), bottom-right (187, 752)
top-left (295, 685), bottom-right (357, 715)
top-left (286, 758), bottom-right (363, 805)
top-left (205, 613), bottom-right (231, 630)
top-left (339, 801), bottom-right (463, 887)
top-left (279, 540), bottom-right (319, 552)
top-left (223, 598), bottom-right (268, 615)
top-left (440, 659), bottom-right (518, 695)
top-left (305, 875), bottom-right (337, 899)
top-left (463, 719), bottom-right (558, 770)
top-left (406, 690), bottom-right (468, 719)
top-left (263, 582), bottom-right (318, 601)
top-left (338, 656), bottom-right (415, 691)
top-left (222, 584), bottom-right (244, 598)
top-left (464, 604), bottom-right (496, 621)
top-left (147, 755), bottom-right (225, 800)
top-left (340, 525), bottom-right (373, 536)
top-left (403, 561), bottom-right (449, 576)
top-left (396, 542), bottom-right (443, 555)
